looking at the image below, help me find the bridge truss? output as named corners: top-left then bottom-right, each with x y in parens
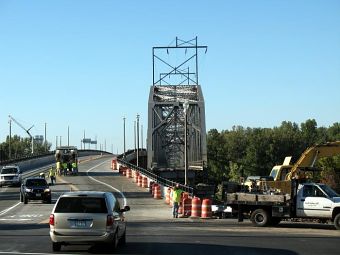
top-left (147, 37), bottom-right (208, 181)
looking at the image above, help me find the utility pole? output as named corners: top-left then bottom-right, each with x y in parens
top-left (134, 120), bottom-right (136, 152)
top-left (67, 126), bottom-right (70, 146)
top-left (123, 116), bottom-right (126, 158)
top-left (183, 100), bottom-right (189, 185)
top-left (8, 120), bottom-right (12, 158)
top-left (56, 136), bottom-right (58, 149)
top-left (60, 136), bottom-right (62, 147)
top-left (45, 123), bottom-right (47, 152)
top-left (141, 124), bottom-right (143, 149)
top-left (136, 114), bottom-right (140, 167)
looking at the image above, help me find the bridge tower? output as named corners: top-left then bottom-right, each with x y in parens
top-left (147, 37), bottom-right (208, 183)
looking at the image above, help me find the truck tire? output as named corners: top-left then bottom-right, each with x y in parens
top-left (271, 217), bottom-right (281, 226)
top-left (250, 209), bottom-right (270, 227)
top-left (334, 213), bottom-right (340, 230)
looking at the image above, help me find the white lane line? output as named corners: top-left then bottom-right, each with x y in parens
top-left (86, 160), bottom-right (128, 206)
top-left (0, 202), bottom-right (21, 216)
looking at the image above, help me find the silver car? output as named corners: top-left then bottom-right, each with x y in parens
top-left (49, 191), bottom-right (130, 252)
top-left (0, 165), bottom-right (22, 187)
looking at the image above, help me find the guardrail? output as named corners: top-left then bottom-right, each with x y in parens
top-left (117, 158), bottom-right (194, 197)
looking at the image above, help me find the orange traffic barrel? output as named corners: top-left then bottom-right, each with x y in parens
top-left (134, 172), bottom-right (139, 183)
top-left (111, 159), bottom-right (117, 170)
top-left (182, 197), bottom-right (192, 217)
top-left (191, 197), bottom-right (201, 218)
top-left (153, 184), bottom-right (162, 199)
top-left (122, 167), bottom-right (126, 176)
top-left (165, 188), bottom-right (171, 205)
top-left (149, 182), bottom-right (155, 194)
top-left (126, 169), bottom-right (132, 178)
top-left (137, 175), bottom-right (143, 187)
top-left (201, 198), bottom-right (212, 219)
top-left (142, 177), bottom-right (148, 188)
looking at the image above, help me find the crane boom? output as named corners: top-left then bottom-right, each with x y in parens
top-left (8, 115), bottom-right (34, 154)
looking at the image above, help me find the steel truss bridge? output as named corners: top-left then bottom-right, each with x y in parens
top-left (147, 37), bottom-right (208, 182)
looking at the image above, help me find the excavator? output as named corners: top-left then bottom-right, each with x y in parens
top-left (265, 141), bottom-right (340, 194)
top-left (270, 141), bottom-right (340, 181)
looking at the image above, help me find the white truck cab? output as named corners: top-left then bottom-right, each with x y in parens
top-left (296, 183), bottom-right (340, 227)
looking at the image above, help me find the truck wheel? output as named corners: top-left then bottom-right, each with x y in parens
top-left (52, 242), bottom-right (61, 252)
top-left (251, 209), bottom-right (270, 227)
top-left (271, 217), bottom-right (281, 226)
top-left (334, 213), bottom-right (340, 230)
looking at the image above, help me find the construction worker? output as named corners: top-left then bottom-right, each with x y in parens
top-left (171, 184), bottom-right (183, 218)
top-left (56, 161), bottom-right (61, 176)
top-left (62, 162), bottom-right (68, 176)
top-left (72, 161), bottom-right (78, 175)
top-left (49, 167), bottom-right (56, 185)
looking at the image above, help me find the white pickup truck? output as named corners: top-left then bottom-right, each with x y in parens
top-left (225, 180), bottom-right (340, 230)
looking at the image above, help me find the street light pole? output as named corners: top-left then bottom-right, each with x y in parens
top-left (123, 116), bottom-right (126, 158)
top-left (183, 100), bottom-right (189, 186)
top-left (8, 119), bottom-right (11, 159)
top-left (136, 114), bottom-right (140, 167)
top-left (67, 126), bottom-right (70, 146)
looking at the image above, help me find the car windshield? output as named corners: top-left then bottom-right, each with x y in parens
top-left (319, 184), bottom-right (339, 198)
top-left (270, 169), bottom-right (277, 179)
top-left (1, 168), bottom-right (18, 174)
top-left (26, 179), bottom-right (47, 187)
top-left (55, 197), bottom-right (108, 213)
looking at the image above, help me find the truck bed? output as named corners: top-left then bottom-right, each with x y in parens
top-left (226, 192), bottom-right (291, 205)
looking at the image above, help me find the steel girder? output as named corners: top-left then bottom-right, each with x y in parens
top-left (147, 85), bottom-right (207, 171)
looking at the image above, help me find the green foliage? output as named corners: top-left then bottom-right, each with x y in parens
top-left (0, 135), bottom-right (52, 161)
top-left (207, 120), bottom-right (340, 189)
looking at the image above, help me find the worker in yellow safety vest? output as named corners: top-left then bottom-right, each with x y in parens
top-left (49, 167), bottom-right (56, 185)
top-left (56, 161), bottom-right (61, 176)
top-left (72, 161), bottom-right (78, 175)
top-left (62, 162), bottom-right (68, 176)
top-left (171, 184), bottom-right (183, 218)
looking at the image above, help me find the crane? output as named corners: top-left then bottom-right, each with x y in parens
top-left (8, 115), bottom-right (34, 155)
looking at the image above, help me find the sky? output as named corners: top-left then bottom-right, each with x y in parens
top-left (0, 0), bottom-right (339, 153)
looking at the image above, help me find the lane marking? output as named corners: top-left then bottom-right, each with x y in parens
top-left (86, 160), bottom-right (128, 206)
top-left (0, 202), bottom-right (21, 216)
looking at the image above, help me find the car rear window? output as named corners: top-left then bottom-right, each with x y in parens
top-left (55, 197), bottom-right (108, 213)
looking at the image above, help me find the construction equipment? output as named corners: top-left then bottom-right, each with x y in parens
top-left (270, 141), bottom-right (340, 181)
top-left (55, 146), bottom-right (78, 175)
top-left (8, 115), bottom-right (34, 155)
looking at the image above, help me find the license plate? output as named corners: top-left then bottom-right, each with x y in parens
top-left (75, 220), bottom-right (86, 227)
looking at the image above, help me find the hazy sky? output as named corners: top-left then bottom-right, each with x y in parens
top-left (1, 0), bottom-right (339, 152)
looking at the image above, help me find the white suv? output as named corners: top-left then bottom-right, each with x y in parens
top-left (0, 165), bottom-right (22, 187)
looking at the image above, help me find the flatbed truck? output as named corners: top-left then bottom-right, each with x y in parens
top-left (225, 180), bottom-right (340, 230)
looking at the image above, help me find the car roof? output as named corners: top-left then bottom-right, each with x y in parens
top-left (60, 191), bottom-right (108, 198)
top-left (25, 177), bottom-right (47, 180)
top-left (2, 165), bottom-right (19, 169)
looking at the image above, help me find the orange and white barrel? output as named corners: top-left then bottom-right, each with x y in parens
top-left (182, 197), bottom-right (192, 217)
top-left (149, 182), bottom-right (155, 194)
top-left (191, 197), bottom-right (201, 218)
top-left (165, 188), bottom-right (171, 204)
top-left (153, 184), bottom-right (162, 199)
top-left (134, 172), bottom-right (139, 183)
top-left (126, 169), bottom-right (132, 178)
top-left (142, 177), bottom-right (148, 188)
top-left (137, 175), bottom-right (143, 187)
top-left (201, 198), bottom-right (212, 219)
top-left (111, 159), bottom-right (117, 170)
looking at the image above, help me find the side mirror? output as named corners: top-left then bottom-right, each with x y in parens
top-left (120, 205), bottom-right (130, 212)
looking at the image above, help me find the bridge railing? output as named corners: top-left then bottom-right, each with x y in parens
top-left (117, 158), bottom-right (194, 197)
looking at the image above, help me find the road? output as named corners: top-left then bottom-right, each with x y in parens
top-left (0, 156), bottom-right (339, 255)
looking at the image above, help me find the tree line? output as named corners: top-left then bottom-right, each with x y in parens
top-left (0, 135), bottom-right (51, 162)
top-left (207, 119), bottom-right (340, 191)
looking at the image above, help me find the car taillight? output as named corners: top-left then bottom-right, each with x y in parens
top-left (49, 214), bottom-right (55, 226)
top-left (106, 215), bottom-right (114, 226)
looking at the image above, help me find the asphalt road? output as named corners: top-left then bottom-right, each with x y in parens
top-left (0, 156), bottom-right (339, 255)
